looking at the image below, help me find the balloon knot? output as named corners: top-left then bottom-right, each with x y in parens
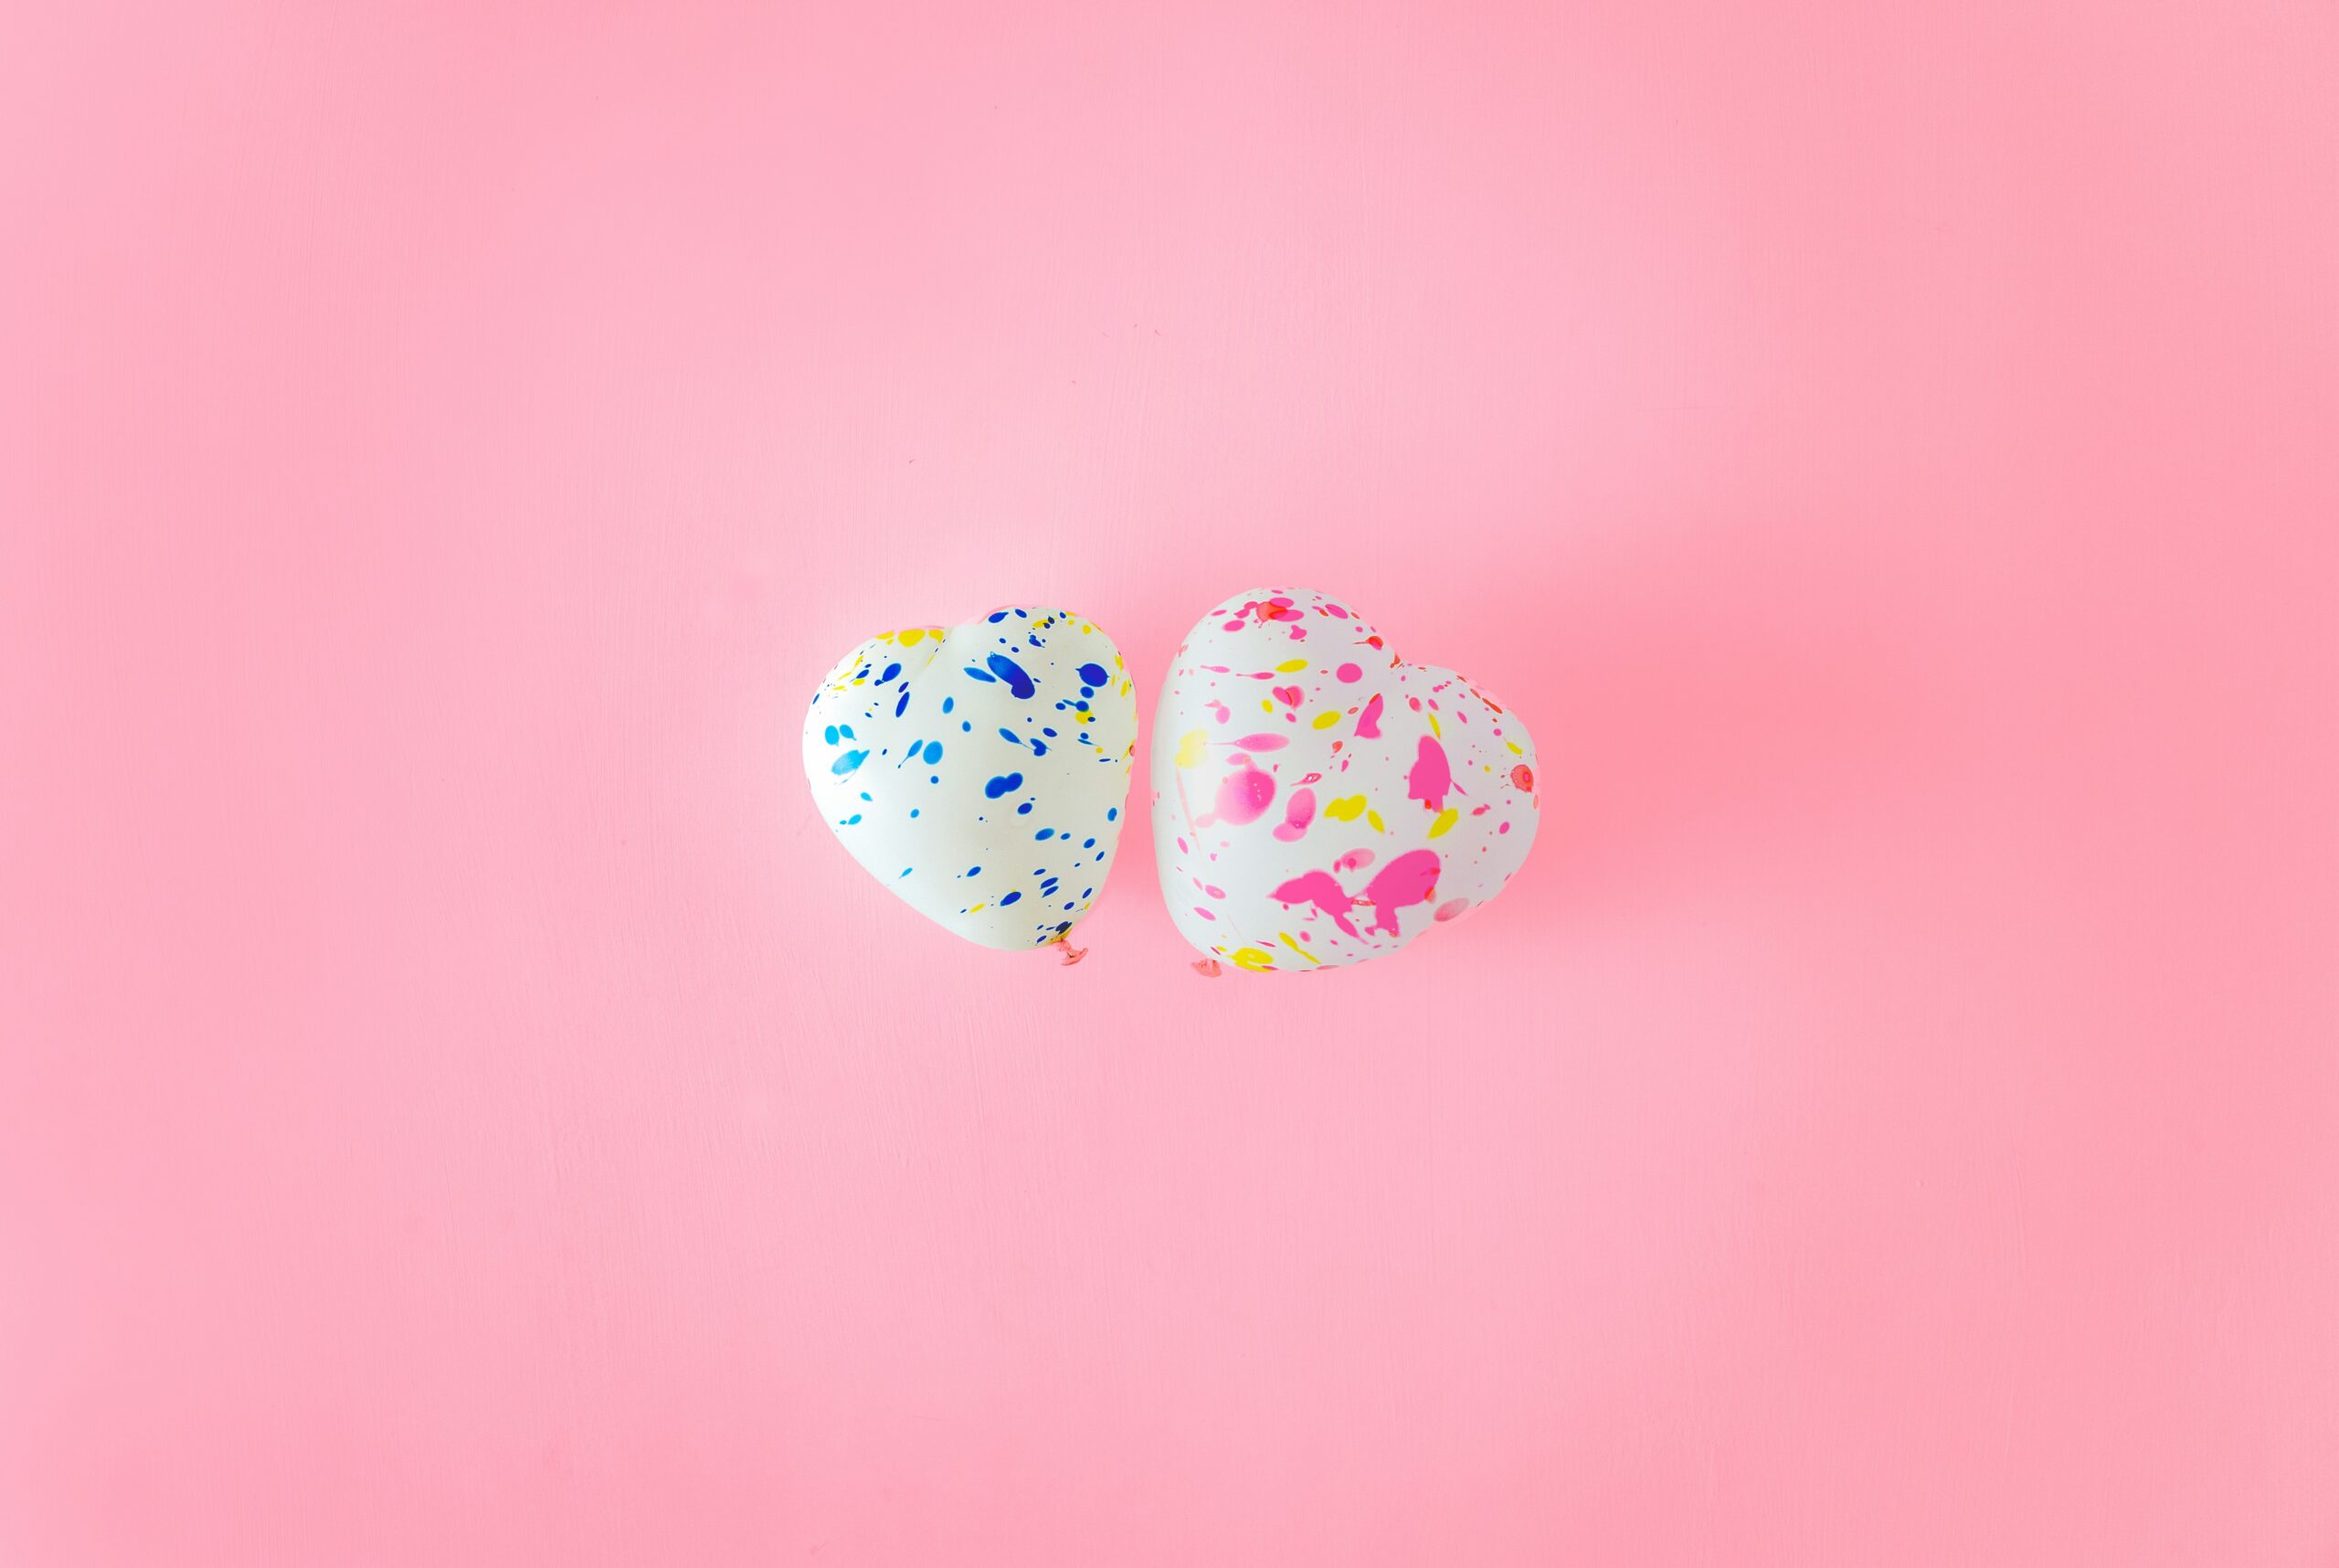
top-left (1191, 959), bottom-right (1222, 979)
top-left (1055, 942), bottom-right (1088, 967)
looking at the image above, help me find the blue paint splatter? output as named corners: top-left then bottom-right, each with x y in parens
top-left (1106, 807), bottom-right (1118, 821)
top-left (1077, 662), bottom-right (1109, 686)
top-left (987, 610), bottom-right (1009, 623)
top-left (823, 725), bottom-right (839, 745)
top-left (921, 740), bottom-right (943, 765)
top-left (1082, 838), bottom-right (1095, 848)
top-left (968, 865), bottom-right (981, 875)
top-left (1000, 727), bottom-right (1021, 746)
top-left (985, 653), bottom-right (1034, 698)
top-left (831, 750), bottom-right (868, 776)
top-left (984, 773), bottom-right (1022, 799)
top-left (963, 666), bottom-right (996, 683)
top-left (1000, 890), bottom-right (1022, 906)
top-left (1035, 829), bottom-right (1054, 840)
top-left (894, 687), bottom-right (911, 717)
top-left (941, 696), bottom-right (954, 715)
top-left (839, 725), bottom-right (854, 739)
top-left (1016, 801), bottom-right (1033, 814)
top-left (877, 662), bottom-right (902, 684)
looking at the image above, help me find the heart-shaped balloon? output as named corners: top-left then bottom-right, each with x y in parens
top-left (804, 608), bottom-right (1137, 950)
top-left (1150, 588), bottom-right (1539, 972)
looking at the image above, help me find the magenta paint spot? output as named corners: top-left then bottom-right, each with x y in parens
top-left (1332, 847), bottom-right (1376, 874)
top-left (1213, 765), bottom-right (1276, 825)
top-left (1272, 787), bottom-right (1318, 843)
top-left (1208, 701), bottom-right (1230, 724)
top-left (1323, 604), bottom-right (1350, 620)
top-left (1336, 662), bottom-right (1362, 683)
top-left (1407, 736), bottom-right (1455, 811)
top-left (1354, 692), bottom-right (1383, 739)
top-left (1361, 849), bottom-right (1440, 936)
top-left (1203, 884), bottom-right (1225, 899)
top-left (1272, 685), bottom-right (1302, 708)
top-left (1270, 869), bottom-right (1360, 939)
top-left (1298, 771), bottom-right (1323, 785)
top-left (1194, 906), bottom-right (1217, 920)
top-left (1233, 733), bottom-right (1287, 750)
top-left (1434, 898), bottom-right (1470, 922)
top-left (1498, 821), bottom-right (1510, 833)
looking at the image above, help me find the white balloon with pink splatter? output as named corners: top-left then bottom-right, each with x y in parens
top-left (1150, 588), bottom-right (1540, 973)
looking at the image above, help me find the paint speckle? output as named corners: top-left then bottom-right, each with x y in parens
top-left (986, 653), bottom-right (1035, 698)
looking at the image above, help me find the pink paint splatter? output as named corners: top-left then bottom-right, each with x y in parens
top-left (1272, 787), bottom-right (1318, 843)
top-left (1332, 846), bottom-right (1376, 874)
top-left (1434, 898), bottom-right (1470, 922)
top-left (1213, 765), bottom-right (1276, 825)
top-left (1336, 662), bottom-right (1362, 683)
top-left (1354, 692), bottom-right (1383, 738)
top-left (1270, 869), bottom-right (1359, 939)
top-left (1407, 735), bottom-right (1454, 810)
top-left (1361, 849), bottom-right (1440, 936)
top-left (1272, 685), bottom-right (1302, 709)
top-left (1234, 733), bottom-right (1287, 750)
top-left (1228, 595), bottom-right (1298, 630)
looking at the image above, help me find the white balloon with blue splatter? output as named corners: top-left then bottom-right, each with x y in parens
top-left (804, 609), bottom-right (1138, 950)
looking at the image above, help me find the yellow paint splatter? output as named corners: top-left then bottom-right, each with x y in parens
top-left (1427, 711), bottom-right (1442, 738)
top-left (1324, 795), bottom-right (1368, 821)
top-left (1278, 932), bottom-right (1320, 964)
top-left (1229, 947), bottom-right (1275, 971)
top-left (1260, 698), bottom-right (1275, 714)
top-left (1367, 810), bottom-right (1385, 833)
top-left (1174, 729), bottom-right (1209, 768)
top-left (1427, 807), bottom-right (1458, 839)
top-left (897, 628), bottom-right (923, 645)
top-left (1275, 658), bottom-right (1308, 673)
top-left (1506, 740), bottom-right (1523, 755)
top-left (1310, 711), bottom-right (1339, 730)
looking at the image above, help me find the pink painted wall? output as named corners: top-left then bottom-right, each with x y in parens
top-left (6, 2), bottom-right (2337, 1563)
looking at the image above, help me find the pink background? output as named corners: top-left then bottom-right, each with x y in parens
top-left (6, 2), bottom-right (2338, 1563)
